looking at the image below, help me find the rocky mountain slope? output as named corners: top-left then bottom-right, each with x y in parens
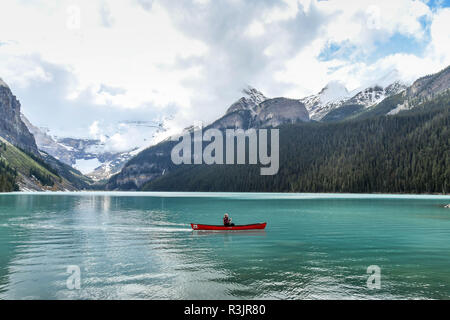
top-left (386, 65), bottom-right (450, 115)
top-left (302, 80), bottom-right (407, 121)
top-left (225, 86), bottom-right (267, 114)
top-left (0, 136), bottom-right (89, 191)
top-left (0, 78), bottom-right (39, 155)
top-left (346, 65), bottom-right (450, 120)
top-left (0, 78), bottom-right (92, 191)
top-left (209, 87), bottom-right (309, 130)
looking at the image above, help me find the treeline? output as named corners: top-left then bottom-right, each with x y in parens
top-left (142, 95), bottom-right (449, 194)
top-left (21, 148), bottom-right (61, 179)
top-left (29, 167), bottom-right (54, 187)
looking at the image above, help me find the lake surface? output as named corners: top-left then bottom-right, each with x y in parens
top-left (0, 192), bottom-right (450, 300)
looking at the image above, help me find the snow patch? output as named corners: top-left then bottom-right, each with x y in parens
top-left (319, 81), bottom-right (350, 104)
top-left (73, 158), bottom-right (102, 175)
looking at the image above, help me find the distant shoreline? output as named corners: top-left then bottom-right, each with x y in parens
top-left (2, 191), bottom-right (450, 199)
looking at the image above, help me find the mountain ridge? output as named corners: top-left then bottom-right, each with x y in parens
top-left (105, 65), bottom-right (450, 192)
top-left (142, 93), bottom-right (449, 194)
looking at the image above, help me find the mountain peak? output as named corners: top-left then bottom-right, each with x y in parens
top-left (0, 77), bottom-right (10, 89)
top-left (0, 78), bottom-right (39, 155)
top-left (225, 86), bottom-right (267, 114)
top-left (318, 81), bottom-right (349, 104)
top-left (242, 86), bottom-right (266, 101)
top-left (373, 68), bottom-right (401, 88)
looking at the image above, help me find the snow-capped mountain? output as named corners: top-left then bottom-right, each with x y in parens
top-left (300, 80), bottom-right (407, 121)
top-left (86, 149), bottom-right (138, 181)
top-left (300, 81), bottom-right (351, 121)
top-left (22, 116), bottom-right (165, 181)
top-left (54, 137), bottom-right (138, 181)
top-left (347, 81), bottom-right (407, 107)
top-left (225, 86), bottom-right (267, 115)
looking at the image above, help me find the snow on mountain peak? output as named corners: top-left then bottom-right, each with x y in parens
top-left (373, 68), bottom-right (402, 88)
top-left (242, 86), bottom-right (267, 104)
top-left (318, 81), bottom-right (350, 104)
top-left (226, 86), bottom-right (267, 114)
top-left (0, 77), bottom-right (10, 89)
top-left (300, 78), bottom-right (407, 121)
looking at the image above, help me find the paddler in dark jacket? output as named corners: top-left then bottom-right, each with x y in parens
top-left (223, 213), bottom-right (235, 226)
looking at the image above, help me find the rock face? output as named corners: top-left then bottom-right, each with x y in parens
top-left (21, 114), bottom-right (74, 163)
top-left (404, 65), bottom-right (450, 100)
top-left (0, 79), bottom-right (39, 154)
top-left (387, 66), bottom-right (450, 116)
top-left (0, 78), bottom-right (94, 191)
top-left (225, 86), bottom-right (267, 114)
top-left (105, 141), bottom-right (175, 190)
top-left (210, 87), bottom-right (309, 130)
top-left (253, 98), bottom-right (310, 127)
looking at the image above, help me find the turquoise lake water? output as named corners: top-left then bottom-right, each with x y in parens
top-left (0, 192), bottom-right (450, 299)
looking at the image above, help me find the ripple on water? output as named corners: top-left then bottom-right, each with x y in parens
top-left (1, 193), bottom-right (450, 299)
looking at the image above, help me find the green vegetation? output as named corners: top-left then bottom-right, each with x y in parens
top-left (0, 141), bottom-right (19, 191)
top-left (142, 94), bottom-right (450, 194)
top-left (0, 160), bottom-right (19, 192)
top-left (0, 136), bottom-right (95, 192)
top-left (350, 92), bottom-right (407, 121)
top-left (321, 104), bottom-right (364, 122)
top-left (29, 167), bottom-right (54, 187)
top-left (22, 149), bottom-right (61, 179)
top-left (40, 151), bottom-right (93, 189)
top-left (0, 137), bottom-right (61, 190)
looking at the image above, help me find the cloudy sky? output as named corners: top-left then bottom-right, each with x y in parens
top-left (0, 0), bottom-right (449, 152)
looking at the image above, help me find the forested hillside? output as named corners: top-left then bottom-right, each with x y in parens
top-left (142, 93), bottom-right (450, 194)
top-left (0, 142), bottom-right (19, 192)
top-left (0, 136), bottom-right (93, 191)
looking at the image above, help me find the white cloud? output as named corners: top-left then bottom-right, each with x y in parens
top-left (427, 7), bottom-right (450, 63)
top-left (321, 0), bottom-right (431, 46)
top-left (0, 54), bottom-right (53, 88)
top-left (0, 0), bottom-right (207, 110)
top-left (0, 0), bottom-right (449, 146)
top-left (274, 1), bottom-right (448, 96)
top-left (89, 120), bottom-right (102, 139)
top-left (245, 21), bottom-right (266, 37)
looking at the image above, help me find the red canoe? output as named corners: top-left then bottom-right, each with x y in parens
top-left (191, 222), bottom-right (267, 231)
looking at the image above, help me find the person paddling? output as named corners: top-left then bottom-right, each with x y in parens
top-left (223, 213), bottom-right (235, 226)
